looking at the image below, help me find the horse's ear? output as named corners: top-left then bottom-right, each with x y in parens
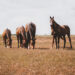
top-left (53, 16), bottom-right (54, 18)
top-left (50, 16), bottom-right (51, 19)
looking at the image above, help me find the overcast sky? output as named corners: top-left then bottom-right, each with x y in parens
top-left (0, 0), bottom-right (75, 35)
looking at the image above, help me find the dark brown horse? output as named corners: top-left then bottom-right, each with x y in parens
top-left (50, 24), bottom-right (64, 48)
top-left (2, 29), bottom-right (12, 48)
top-left (50, 16), bottom-right (72, 49)
top-left (25, 22), bottom-right (36, 49)
top-left (16, 26), bottom-right (26, 48)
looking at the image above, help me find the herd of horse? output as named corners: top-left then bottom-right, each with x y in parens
top-left (1, 17), bottom-right (72, 49)
top-left (2, 22), bottom-right (36, 49)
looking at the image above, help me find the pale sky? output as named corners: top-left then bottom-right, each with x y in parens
top-left (0, 0), bottom-right (75, 35)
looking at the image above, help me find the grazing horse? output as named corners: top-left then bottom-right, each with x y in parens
top-left (2, 29), bottom-right (12, 48)
top-left (25, 22), bottom-right (36, 49)
top-left (16, 26), bottom-right (26, 48)
top-left (50, 16), bottom-right (72, 49)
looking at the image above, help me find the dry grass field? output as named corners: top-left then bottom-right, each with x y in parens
top-left (0, 35), bottom-right (75, 75)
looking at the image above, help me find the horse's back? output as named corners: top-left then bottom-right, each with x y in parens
top-left (16, 26), bottom-right (25, 35)
top-left (29, 22), bottom-right (36, 32)
top-left (62, 25), bottom-right (70, 34)
top-left (63, 25), bottom-right (70, 31)
top-left (16, 27), bottom-right (20, 35)
top-left (20, 26), bottom-right (25, 33)
top-left (25, 22), bottom-right (36, 35)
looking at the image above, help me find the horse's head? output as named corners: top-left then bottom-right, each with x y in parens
top-left (31, 38), bottom-right (36, 45)
top-left (23, 39), bottom-right (26, 47)
top-left (50, 25), bottom-right (54, 35)
top-left (50, 16), bottom-right (54, 26)
top-left (50, 16), bottom-right (55, 35)
top-left (7, 38), bottom-right (12, 48)
top-left (30, 38), bottom-right (36, 49)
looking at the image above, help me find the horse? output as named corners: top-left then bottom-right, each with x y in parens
top-left (16, 26), bottom-right (27, 48)
top-left (50, 16), bottom-right (72, 49)
top-left (2, 29), bottom-right (12, 48)
top-left (50, 24), bottom-right (64, 48)
top-left (25, 22), bottom-right (36, 49)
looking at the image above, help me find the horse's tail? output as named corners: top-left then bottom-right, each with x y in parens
top-left (6, 29), bottom-right (12, 41)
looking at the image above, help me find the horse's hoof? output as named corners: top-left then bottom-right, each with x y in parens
top-left (71, 46), bottom-right (72, 49)
top-left (7, 46), bottom-right (10, 48)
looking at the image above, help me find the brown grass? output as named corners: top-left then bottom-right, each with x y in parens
top-left (0, 35), bottom-right (75, 75)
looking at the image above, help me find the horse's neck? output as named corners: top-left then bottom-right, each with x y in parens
top-left (53, 21), bottom-right (61, 33)
top-left (54, 21), bottom-right (60, 27)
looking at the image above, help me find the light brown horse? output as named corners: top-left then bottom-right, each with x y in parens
top-left (25, 22), bottom-right (36, 49)
top-left (50, 16), bottom-right (72, 49)
top-left (16, 26), bottom-right (26, 48)
top-left (2, 29), bottom-right (12, 48)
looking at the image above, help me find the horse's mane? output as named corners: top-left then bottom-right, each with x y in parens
top-left (53, 20), bottom-right (60, 27)
top-left (52, 19), bottom-right (62, 35)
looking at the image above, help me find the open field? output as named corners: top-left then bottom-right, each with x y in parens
top-left (0, 35), bottom-right (75, 75)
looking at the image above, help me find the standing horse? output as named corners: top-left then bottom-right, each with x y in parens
top-left (16, 26), bottom-right (26, 48)
top-left (50, 24), bottom-right (64, 48)
top-left (2, 29), bottom-right (12, 48)
top-left (25, 22), bottom-right (36, 49)
top-left (50, 16), bottom-right (72, 49)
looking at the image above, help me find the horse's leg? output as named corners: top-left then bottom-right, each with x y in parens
top-left (17, 35), bottom-right (19, 48)
top-left (20, 35), bottom-right (23, 48)
top-left (9, 37), bottom-right (12, 48)
top-left (10, 39), bottom-right (12, 48)
top-left (29, 29), bottom-right (32, 40)
top-left (55, 37), bottom-right (57, 49)
top-left (67, 34), bottom-right (72, 48)
top-left (18, 38), bottom-right (19, 48)
top-left (28, 39), bottom-right (31, 49)
top-left (33, 41), bottom-right (35, 49)
top-left (58, 37), bottom-right (60, 49)
top-left (52, 35), bottom-right (55, 48)
top-left (3, 37), bottom-right (7, 47)
top-left (28, 43), bottom-right (30, 49)
top-left (32, 39), bottom-right (35, 49)
top-left (63, 36), bottom-right (66, 48)
top-left (4, 38), bottom-right (7, 47)
top-left (33, 44), bottom-right (35, 49)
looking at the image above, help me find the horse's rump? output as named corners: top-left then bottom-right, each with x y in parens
top-left (25, 22), bottom-right (36, 39)
top-left (2, 29), bottom-right (11, 39)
